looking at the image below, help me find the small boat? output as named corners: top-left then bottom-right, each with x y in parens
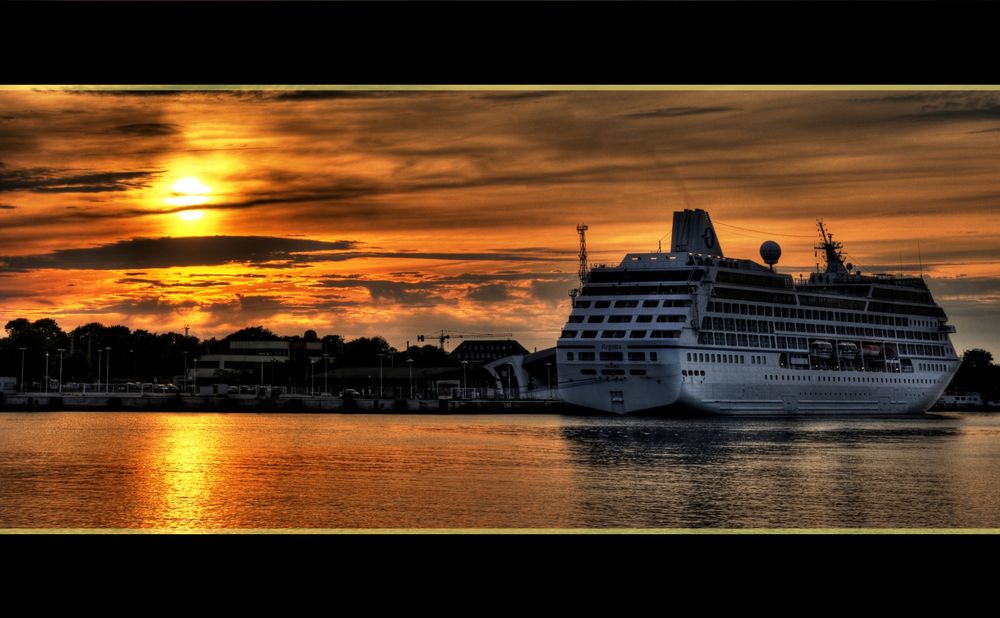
top-left (837, 342), bottom-right (858, 360)
top-left (810, 340), bottom-right (833, 359)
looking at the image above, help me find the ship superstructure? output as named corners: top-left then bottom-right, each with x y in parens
top-left (556, 209), bottom-right (959, 414)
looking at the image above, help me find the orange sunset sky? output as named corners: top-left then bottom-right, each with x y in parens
top-left (1, 87), bottom-right (999, 355)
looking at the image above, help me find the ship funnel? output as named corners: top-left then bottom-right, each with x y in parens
top-left (670, 209), bottom-right (724, 257)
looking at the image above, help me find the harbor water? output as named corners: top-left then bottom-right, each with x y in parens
top-left (1, 411), bottom-right (999, 529)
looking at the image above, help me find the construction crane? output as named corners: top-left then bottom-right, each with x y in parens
top-left (416, 330), bottom-right (514, 351)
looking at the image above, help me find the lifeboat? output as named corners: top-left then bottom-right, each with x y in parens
top-left (810, 340), bottom-right (833, 359)
top-left (837, 342), bottom-right (859, 360)
top-left (862, 343), bottom-right (882, 357)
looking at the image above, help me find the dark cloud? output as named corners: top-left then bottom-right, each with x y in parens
top-left (968, 127), bottom-right (1000, 134)
top-left (466, 283), bottom-right (511, 302)
top-left (530, 279), bottom-right (576, 304)
top-left (0, 203), bottom-right (15, 209)
top-left (925, 276), bottom-right (1000, 301)
top-left (624, 106), bottom-right (737, 119)
top-left (299, 251), bottom-right (560, 264)
top-left (115, 277), bottom-right (229, 288)
top-left (473, 92), bottom-right (561, 102)
top-left (0, 236), bottom-right (358, 271)
top-left (0, 165), bottom-right (159, 194)
top-left (268, 91), bottom-right (406, 101)
top-left (74, 296), bottom-right (199, 316)
top-left (111, 123), bottom-right (181, 136)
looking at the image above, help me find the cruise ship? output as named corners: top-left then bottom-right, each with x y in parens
top-left (556, 209), bottom-right (959, 415)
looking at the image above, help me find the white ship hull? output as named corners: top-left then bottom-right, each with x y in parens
top-left (559, 348), bottom-right (956, 415)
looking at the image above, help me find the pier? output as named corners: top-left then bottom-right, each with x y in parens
top-left (0, 392), bottom-right (568, 413)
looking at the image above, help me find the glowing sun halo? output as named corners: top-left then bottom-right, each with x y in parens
top-left (167, 176), bottom-right (212, 215)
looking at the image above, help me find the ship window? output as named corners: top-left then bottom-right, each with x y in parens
top-left (579, 352), bottom-right (595, 361)
top-left (765, 306), bottom-right (773, 317)
top-left (714, 333), bottom-right (726, 345)
top-left (560, 330), bottom-right (577, 338)
top-left (581, 331), bottom-right (598, 338)
top-left (629, 369), bottom-right (647, 376)
top-left (749, 335), bottom-right (760, 347)
top-left (588, 315), bottom-right (605, 323)
top-left (608, 315), bottom-right (632, 323)
top-left (575, 300), bottom-right (591, 308)
top-left (698, 353), bottom-right (705, 362)
top-left (594, 301), bottom-right (611, 308)
top-left (568, 315), bottom-right (584, 323)
top-left (636, 315), bottom-right (653, 323)
top-left (630, 330), bottom-right (647, 339)
top-left (738, 335), bottom-right (749, 347)
top-left (643, 300), bottom-right (659, 308)
top-left (723, 303), bottom-right (732, 313)
top-left (566, 352), bottom-right (575, 361)
top-left (687, 353), bottom-right (692, 361)
top-left (615, 300), bottom-right (639, 308)
top-left (726, 334), bottom-right (737, 346)
top-left (650, 353), bottom-right (658, 361)
top-left (600, 352), bottom-right (624, 361)
top-left (711, 354), bottom-right (717, 362)
top-left (603, 330), bottom-right (626, 339)
top-left (629, 352), bottom-right (645, 361)
top-left (581, 369), bottom-right (597, 375)
top-left (652, 330), bottom-right (680, 339)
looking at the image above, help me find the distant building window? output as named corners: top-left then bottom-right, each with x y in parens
top-left (579, 352), bottom-right (595, 361)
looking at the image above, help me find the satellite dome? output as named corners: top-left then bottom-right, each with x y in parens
top-left (760, 240), bottom-right (781, 267)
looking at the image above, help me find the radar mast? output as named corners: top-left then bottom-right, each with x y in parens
top-left (815, 219), bottom-right (849, 276)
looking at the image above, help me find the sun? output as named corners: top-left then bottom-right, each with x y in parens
top-left (167, 176), bottom-right (213, 213)
top-left (177, 210), bottom-right (204, 221)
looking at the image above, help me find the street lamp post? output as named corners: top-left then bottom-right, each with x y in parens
top-left (461, 360), bottom-right (468, 399)
top-left (545, 362), bottom-right (552, 399)
top-left (258, 353), bottom-right (265, 391)
top-left (377, 353), bottom-right (384, 398)
top-left (310, 358), bottom-right (316, 396)
top-left (193, 358), bottom-right (198, 393)
top-left (44, 351), bottom-right (49, 393)
top-left (97, 348), bottom-right (103, 394)
top-left (183, 351), bottom-right (188, 394)
top-left (407, 358), bottom-right (413, 399)
top-left (105, 346), bottom-right (111, 393)
top-left (322, 354), bottom-right (329, 395)
top-left (19, 347), bottom-right (26, 393)
top-left (58, 348), bottom-right (65, 393)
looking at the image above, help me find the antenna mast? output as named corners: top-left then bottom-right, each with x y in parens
top-left (577, 224), bottom-right (589, 286)
top-left (918, 239), bottom-right (924, 279)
